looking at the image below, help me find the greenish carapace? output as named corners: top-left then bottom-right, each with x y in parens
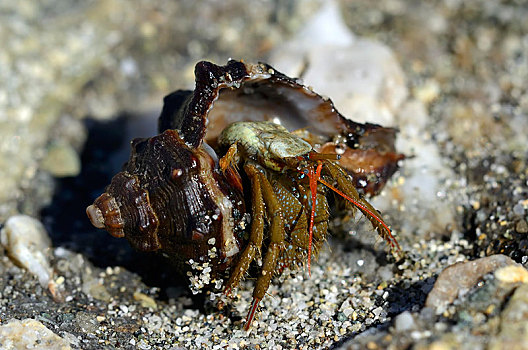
top-left (219, 121), bottom-right (312, 172)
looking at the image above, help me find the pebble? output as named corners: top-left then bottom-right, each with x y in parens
top-left (133, 291), bottom-right (158, 309)
top-left (0, 215), bottom-right (57, 297)
top-left (495, 265), bottom-right (528, 284)
top-left (388, 98), bottom-right (458, 235)
top-left (489, 284), bottom-right (528, 349)
top-left (75, 312), bottom-right (99, 334)
top-left (515, 220), bottom-right (528, 233)
top-left (0, 319), bottom-right (71, 350)
top-left (512, 203), bottom-right (525, 216)
top-left (377, 265), bottom-right (394, 281)
top-left (425, 255), bottom-right (517, 312)
top-left (81, 275), bottom-right (111, 302)
top-left (40, 141), bottom-right (81, 177)
top-left (413, 79), bottom-right (440, 105)
top-left (269, 1), bottom-right (407, 127)
top-left (394, 311), bottom-right (416, 332)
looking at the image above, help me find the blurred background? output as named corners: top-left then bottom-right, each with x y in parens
top-left (1, 0), bottom-right (528, 349)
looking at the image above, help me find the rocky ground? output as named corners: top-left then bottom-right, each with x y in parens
top-left (1, 0), bottom-right (528, 349)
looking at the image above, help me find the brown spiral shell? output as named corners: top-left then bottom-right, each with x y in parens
top-left (87, 129), bottom-right (245, 270)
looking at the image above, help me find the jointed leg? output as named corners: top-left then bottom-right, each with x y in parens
top-left (324, 161), bottom-right (402, 258)
top-left (245, 172), bottom-right (285, 330)
top-left (224, 164), bottom-right (265, 296)
top-left (219, 143), bottom-right (243, 192)
top-left (219, 142), bottom-right (240, 171)
top-left (306, 161), bottom-right (323, 275)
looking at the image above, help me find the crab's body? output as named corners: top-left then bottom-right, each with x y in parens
top-left (217, 120), bottom-right (400, 329)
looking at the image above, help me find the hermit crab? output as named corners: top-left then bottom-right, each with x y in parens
top-left (86, 60), bottom-right (404, 329)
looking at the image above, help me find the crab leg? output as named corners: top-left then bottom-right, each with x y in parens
top-left (244, 171), bottom-right (285, 330)
top-left (224, 163), bottom-right (265, 296)
top-left (219, 142), bottom-right (244, 192)
top-left (307, 161), bottom-right (323, 276)
top-left (324, 161), bottom-right (402, 258)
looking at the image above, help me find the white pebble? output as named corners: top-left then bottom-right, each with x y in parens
top-left (1, 215), bottom-right (57, 295)
top-left (0, 319), bottom-right (71, 349)
top-left (394, 311), bottom-right (415, 332)
top-left (513, 202), bottom-right (525, 216)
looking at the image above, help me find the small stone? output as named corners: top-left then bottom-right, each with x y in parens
top-left (495, 265), bottom-right (528, 284)
top-left (413, 79), bottom-right (440, 105)
top-left (394, 311), bottom-right (415, 332)
top-left (83, 280), bottom-right (111, 302)
top-left (489, 284), bottom-right (528, 349)
top-left (351, 310), bottom-right (358, 321)
top-left (80, 264), bottom-right (109, 302)
top-left (0, 319), bottom-right (71, 350)
top-left (485, 304), bottom-right (496, 315)
top-left (427, 340), bottom-right (457, 350)
top-left (60, 332), bottom-right (79, 348)
top-left (425, 255), bottom-right (517, 312)
top-left (343, 308), bottom-right (353, 318)
top-left (515, 220), bottom-right (528, 233)
top-left (75, 312), bottom-right (99, 334)
top-left (513, 203), bottom-right (525, 216)
top-left (0, 215), bottom-right (57, 296)
top-left (269, 2), bottom-right (407, 127)
top-left (40, 141), bottom-right (81, 177)
top-left (119, 305), bottom-right (129, 314)
top-left (137, 338), bottom-right (151, 349)
top-left (367, 341), bottom-right (378, 349)
top-left (133, 291), bottom-right (158, 309)
top-left (377, 265), bottom-right (394, 281)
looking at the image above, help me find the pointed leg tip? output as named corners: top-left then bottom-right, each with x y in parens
top-left (244, 297), bottom-right (261, 331)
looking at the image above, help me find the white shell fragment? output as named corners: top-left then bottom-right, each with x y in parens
top-left (269, 1), bottom-right (407, 127)
top-left (0, 318), bottom-right (71, 350)
top-left (1, 215), bottom-right (58, 297)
